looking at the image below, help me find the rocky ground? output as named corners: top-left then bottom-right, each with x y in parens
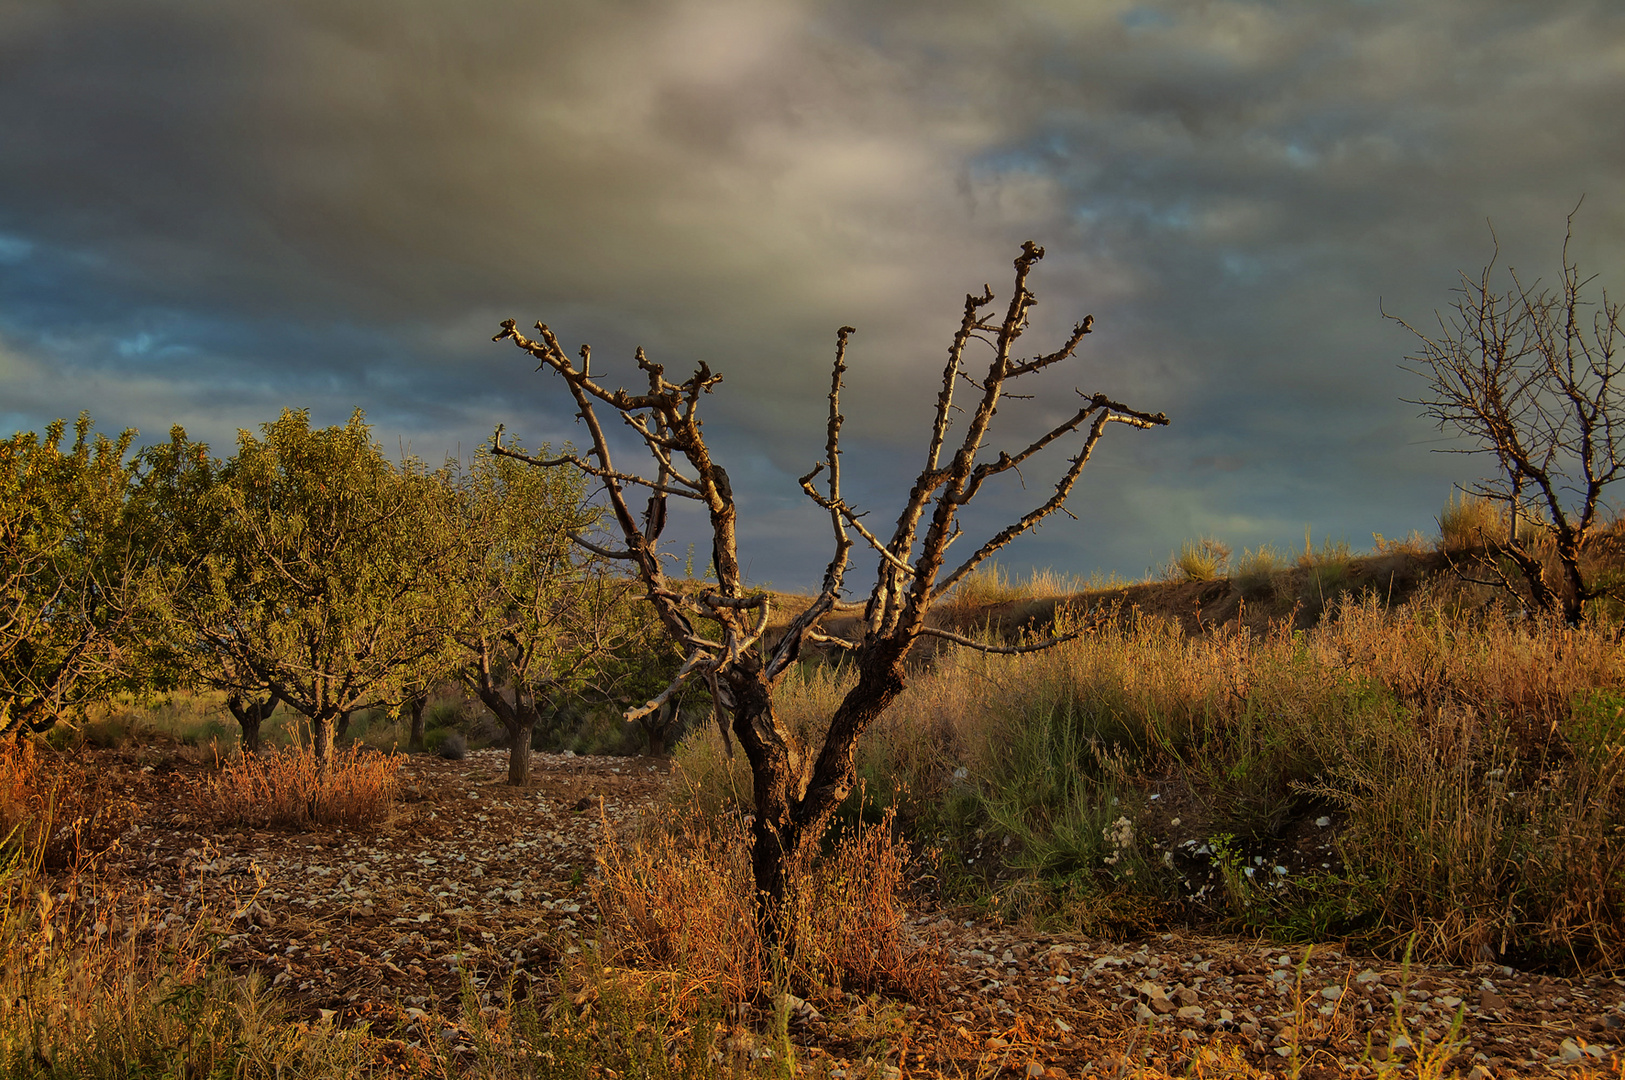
top-left (69, 746), bottom-right (1625, 1077)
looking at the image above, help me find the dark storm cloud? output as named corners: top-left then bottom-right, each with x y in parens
top-left (2, 0), bottom-right (1622, 587)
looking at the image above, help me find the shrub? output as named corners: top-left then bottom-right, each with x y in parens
top-left (1298, 534), bottom-right (1352, 608)
top-left (210, 744), bottom-right (399, 828)
top-left (1234, 544), bottom-right (1286, 598)
top-left (1168, 536), bottom-right (1231, 582)
top-left (436, 731), bottom-right (467, 760)
top-left (1438, 491), bottom-right (1508, 551)
top-left (424, 699), bottom-right (465, 730)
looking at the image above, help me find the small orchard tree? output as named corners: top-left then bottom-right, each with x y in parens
top-left (0, 415), bottom-right (147, 737)
top-left (1392, 206), bottom-right (1625, 624)
top-left (493, 241), bottom-right (1167, 949)
top-left (443, 444), bottom-right (644, 785)
top-left (141, 410), bottom-right (458, 765)
top-left (131, 426), bottom-right (285, 753)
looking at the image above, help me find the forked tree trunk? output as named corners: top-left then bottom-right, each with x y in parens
top-left (469, 683), bottom-right (539, 786)
top-left (737, 640), bottom-right (910, 957)
top-left (225, 690), bottom-right (280, 755)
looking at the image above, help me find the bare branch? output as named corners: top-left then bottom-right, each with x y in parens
top-left (797, 475), bottom-right (917, 577)
top-left (567, 533), bottom-right (635, 561)
top-left (624, 648), bottom-right (711, 723)
top-left (916, 625), bottom-right (1084, 655)
top-left (806, 629), bottom-right (860, 651)
top-left (491, 435), bottom-right (704, 500)
top-left (935, 401), bottom-right (1169, 600)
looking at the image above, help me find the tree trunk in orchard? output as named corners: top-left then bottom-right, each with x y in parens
top-left (468, 682), bottom-right (540, 787)
top-left (408, 694), bottom-right (427, 751)
top-left (309, 714), bottom-right (336, 771)
top-left (506, 715), bottom-right (536, 785)
top-left (225, 689), bottom-right (280, 755)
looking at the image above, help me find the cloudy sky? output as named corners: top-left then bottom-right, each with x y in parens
top-left (2, 1), bottom-right (1622, 590)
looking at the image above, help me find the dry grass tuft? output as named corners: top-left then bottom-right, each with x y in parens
top-left (210, 744), bottom-right (400, 828)
top-left (1437, 491), bottom-right (1508, 550)
top-left (1168, 536), bottom-right (1232, 582)
top-left (593, 798), bottom-right (939, 1007)
top-left (0, 740), bottom-right (138, 871)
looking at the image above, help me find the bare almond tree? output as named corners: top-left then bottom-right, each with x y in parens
top-left (1391, 205), bottom-right (1625, 625)
top-left (492, 242), bottom-right (1168, 950)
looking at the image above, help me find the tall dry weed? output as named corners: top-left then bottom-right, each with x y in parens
top-left (592, 799), bottom-right (938, 1006)
top-left (210, 744), bottom-right (399, 828)
top-left (0, 740), bottom-right (138, 871)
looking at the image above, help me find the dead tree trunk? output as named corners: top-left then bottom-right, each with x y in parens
top-left (1392, 204), bottom-right (1625, 624)
top-left (493, 241), bottom-right (1167, 956)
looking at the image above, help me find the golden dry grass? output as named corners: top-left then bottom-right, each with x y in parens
top-left (209, 744), bottom-right (400, 828)
top-left (0, 739), bottom-right (138, 871)
top-left (686, 586), bottom-right (1625, 970)
top-left (592, 796), bottom-right (939, 1008)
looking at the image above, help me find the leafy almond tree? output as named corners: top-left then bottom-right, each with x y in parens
top-left (1, 414), bottom-right (146, 737)
top-left (141, 409), bottom-right (458, 766)
top-left (445, 443), bottom-right (650, 785)
top-left (129, 426), bottom-right (286, 752)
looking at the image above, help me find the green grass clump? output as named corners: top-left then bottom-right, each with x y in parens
top-left (1234, 544), bottom-right (1286, 598)
top-left (1168, 536), bottom-right (1231, 582)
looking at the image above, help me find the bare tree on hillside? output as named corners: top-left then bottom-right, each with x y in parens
top-left (1392, 205), bottom-right (1625, 625)
top-left (492, 241), bottom-right (1168, 952)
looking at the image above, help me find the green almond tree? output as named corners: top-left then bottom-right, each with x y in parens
top-left (128, 425), bottom-right (286, 750)
top-left (1, 414), bottom-right (146, 737)
top-left (445, 442), bottom-right (651, 786)
top-left (141, 409), bottom-right (458, 766)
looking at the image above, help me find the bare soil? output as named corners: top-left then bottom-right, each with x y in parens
top-left (72, 745), bottom-right (1625, 1076)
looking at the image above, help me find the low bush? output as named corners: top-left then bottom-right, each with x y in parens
top-left (1234, 544), bottom-right (1286, 598)
top-left (436, 731), bottom-right (468, 760)
top-left (1298, 534), bottom-right (1353, 609)
top-left (210, 744), bottom-right (399, 828)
